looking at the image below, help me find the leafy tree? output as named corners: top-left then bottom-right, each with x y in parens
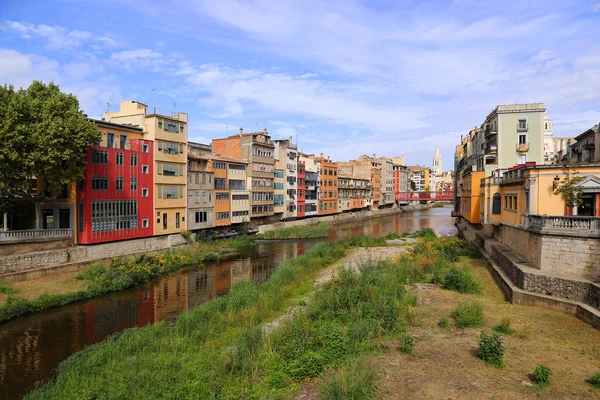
top-left (552, 171), bottom-right (585, 208)
top-left (0, 81), bottom-right (100, 214)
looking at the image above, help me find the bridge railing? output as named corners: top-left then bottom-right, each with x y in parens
top-left (394, 191), bottom-right (454, 201)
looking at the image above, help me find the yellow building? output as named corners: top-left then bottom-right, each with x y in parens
top-left (407, 166), bottom-right (430, 191)
top-left (104, 101), bottom-right (188, 235)
top-left (456, 169), bottom-right (484, 224)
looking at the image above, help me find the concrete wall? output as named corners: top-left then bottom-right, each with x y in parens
top-left (540, 235), bottom-right (600, 278)
top-left (498, 224), bottom-right (542, 269)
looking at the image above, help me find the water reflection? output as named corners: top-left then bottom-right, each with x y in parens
top-left (0, 206), bottom-right (454, 399)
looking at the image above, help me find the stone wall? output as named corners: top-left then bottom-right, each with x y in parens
top-left (0, 233), bottom-right (195, 277)
top-left (539, 235), bottom-right (600, 278)
top-left (498, 224), bottom-right (542, 269)
top-left (0, 238), bottom-right (72, 257)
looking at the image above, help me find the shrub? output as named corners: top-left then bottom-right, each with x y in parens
top-left (438, 317), bottom-right (450, 328)
top-left (450, 300), bottom-right (485, 328)
top-left (75, 263), bottom-right (106, 281)
top-left (410, 228), bottom-right (436, 239)
top-left (534, 364), bottom-right (552, 385)
top-left (180, 230), bottom-right (192, 240)
top-left (320, 357), bottom-right (377, 400)
top-left (442, 266), bottom-right (482, 294)
top-left (493, 317), bottom-right (514, 335)
top-left (399, 335), bottom-right (414, 354)
top-left (0, 284), bottom-right (18, 295)
top-left (590, 372), bottom-right (600, 388)
top-left (432, 203), bottom-right (445, 208)
top-left (478, 332), bottom-right (504, 368)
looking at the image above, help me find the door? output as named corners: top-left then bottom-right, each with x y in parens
top-left (578, 194), bottom-right (595, 216)
top-left (59, 209), bottom-right (71, 229)
top-left (42, 209), bottom-right (54, 229)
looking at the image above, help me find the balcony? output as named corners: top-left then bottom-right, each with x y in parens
top-left (526, 215), bottom-right (600, 236)
top-left (0, 229), bottom-right (73, 242)
top-left (516, 143), bottom-right (529, 152)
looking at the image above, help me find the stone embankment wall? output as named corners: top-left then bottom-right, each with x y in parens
top-left (0, 233), bottom-right (194, 281)
top-left (457, 219), bottom-right (600, 329)
top-left (258, 203), bottom-right (433, 234)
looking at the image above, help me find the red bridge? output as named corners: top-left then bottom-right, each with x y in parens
top-left (395, 191), bottom-right (454, 202)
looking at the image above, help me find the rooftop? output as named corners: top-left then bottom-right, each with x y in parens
top-left (90, 118), bottom-right (143, 133)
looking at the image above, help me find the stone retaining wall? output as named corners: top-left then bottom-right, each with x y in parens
top-left (0, 233), bottom-right (195, 277)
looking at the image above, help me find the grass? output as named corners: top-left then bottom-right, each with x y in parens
top-left (0, 237), bottom-right (255, 324)
top-left (258, 223), bottom-right (329, 240)
top-left (319, 357), bottom-right (377, 400)
top-left (442, 265), bottom-right (482, 294)
top-left (590, 372), bottom-right (600, 388)
top-left (431, 203), bottom-right (445, 208)
top-left (450, 300), bottom-right (485, 328)
top-left (493, 316), bottom-right (514, 335)
top-left (0, 283), bottom-right (18, 295)
top-left (25, 229), bottom-right (480, 399)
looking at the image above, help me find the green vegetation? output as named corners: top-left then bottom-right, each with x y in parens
top-left (438, 317), bottom-right (450, 328)
top-left (399, 334), bottom-right (415, 354)
top-left (450, 300), bottom-right (485, 328)
top-left (180, 230), bottom-right (192, 240)
top-left (258, 223), bottom-right (329, 240)
top-left (534, 364), bottom-right (552, 385)
top-left (432, 203), bottom-right (445, 208)
top-left (0, 81), bottom-right (101, 214)
top-left (442, 265), bottom-right (482, 294)
top-left (0, 283), bottom-right (18, 295)
top-left (319, 357), bottom-right (377, 400)
top-left (493, 317), bottom-right (514, 335)
top-left (478, 332), bottom-right (504, 368)
top-left (26, 230), bottom-right (480, 399)
top-left (0, 237), bottom-right (255, 324)
top-left (590, 372), bottom-right (600, 388)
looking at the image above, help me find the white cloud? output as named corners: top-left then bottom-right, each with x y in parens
top-left (2, 20), bottom-right (116, 51)
top-left (592, 2), bottom-right (600, 12)
top-left (0, 49), bottom-right (59, 88)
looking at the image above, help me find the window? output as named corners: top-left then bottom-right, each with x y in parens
top-left (130, 178), bottom-right (138, 190)
top-left (216, 192), bottom-right (229, 200)
top-left (142, 144), bottom-right (149, 153)
top-left (163, 213), bottom-right (168, 229)
top-left (142, 165), bottom-right (149, 174)
top-left (131, 154), bottom-right (138, 166)
top-left (216, 212), bottom-right (230, 220)
top-left (213, 162), bottom-right (226, 169)
top-left (116, 177), bottom-right (124, 190)
top-left (119, 135), bottom-right (128, 149)
top-left (92, 150), bottom-right (108, 164)
top-left (90, 200), bottom-right (138, 232)
top-left (159, 140), bottom-right (181, 154)
top-left (202, 174), bottom-right (206, 184)
top-left (158, 119), bottom-right (163, 129)
top-left (214, 178), bottom-right (227, 190)
top-left (232, 210), bottom-right (249, 217)
top-left (492, 193), bottom-right (501, 214)
top-left (518, 119), bottom-right (527, 131)
top-left (232, 194), bottom-right (249, 201)
top-left (92, 177), bottom-right (109, 190)
top-left (202, 192), bottom-right (207, 203)
top-left (116, 152), bottom-right (124, 166)
top-left (176, 212), bottom-right (180, 229)
top-left (195, 211), bottom-right (208, 223)
top-left (142, 188), bottom-right (149, 197)
top-left (161, 185), bottom-right (181, 199)
top-left (142, 219), bottom-right (149, 228)
top-left (106, 132), bottom-right (115, 148)
top-left (159, 162), bottom-right (182, 176)
top-left (165, 120), bottom-right (178, 133)
top-left (229, 180), bottom-right (245, 190)
top-left (78, 201), bottom-right (84, 233)
top-left (518, 134), bottom-right (527, 145)
top-left (518, 154), bottom-right (526, 164)
top-left (229, 164), bottom-right (245, 170)
top-left (195, 192), bottom-right (200, 204)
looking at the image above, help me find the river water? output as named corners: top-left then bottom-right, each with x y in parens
top-left (0, 206), bottom-right (455, 399)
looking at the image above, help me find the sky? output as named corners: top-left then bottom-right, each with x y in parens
top-left (1, 0), bottom-right (600, 169)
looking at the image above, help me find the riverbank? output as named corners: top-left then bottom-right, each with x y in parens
top-left (256, 223), bottom-right (329, 240)
top-left (258, 202), bottom-right (433, 234)
top-left (0, 237), bottom-right (255, 324)
top-left (24, 231), bottom-right (471, 399)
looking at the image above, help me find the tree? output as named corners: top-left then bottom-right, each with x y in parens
top-left (0, 81), bottom-right (101, 214)
top-left (552, 171), bottom-right (585, 208)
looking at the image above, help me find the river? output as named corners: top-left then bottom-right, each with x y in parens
top-left (0, 206), bottom-right (455, 399)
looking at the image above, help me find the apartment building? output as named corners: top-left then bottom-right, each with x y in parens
top-left (338, 158), bottom-right (379, 209)
top-left (407, 166), bottom-right (430, 192)
top-left (228, 160), bottom-right (250, 225)
top-left (297, 160), bottom-right (306, 218)
top-left (300, 155), bottom-right (319, 217)
top-left (187, 142), bottom-right (214, 231)
top-left (338, 175), bottom-right (370, 211)
top-left (104, 101), bottom-right (188, 235)
top-left (314, 154), bottom-right (338, 215)
top-left (212, 128), bottom-right (275, 222)
top-left (274, 138), bottom-right (298, 219)
top-left (273, 167), bottom-right (285, 216)
top-left (76, 119), bottom-right (154, 244)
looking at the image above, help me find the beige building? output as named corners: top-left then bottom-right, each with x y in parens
top-left (104, 101), bottom-right (188, 235)
top-left (187, 142), bottom-right (214, 231)
top-left (228, 159), bottom-right (250, 225)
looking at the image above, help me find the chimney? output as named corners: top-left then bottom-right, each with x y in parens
top-left (239, 127), bottom-right (243, 137)
top-left (289, 136), bottom-right (293, 145)
top-left (264, 128), bottom-right (268, 134)
top-left (320, 152), bottom-right (324, 159)
top-left (372, 154), bottom-right (376, 158)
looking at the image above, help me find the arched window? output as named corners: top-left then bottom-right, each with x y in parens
top-left (492, 193), bottom-right (501, 214)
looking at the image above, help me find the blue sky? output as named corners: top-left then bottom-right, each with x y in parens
top-left (1, 0), bottom-right (600, 168)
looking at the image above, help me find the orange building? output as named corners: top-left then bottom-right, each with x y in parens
top-left (315, 154), bottom-right (338, 215)
top-left (371, 167), bottom-right (381, 209)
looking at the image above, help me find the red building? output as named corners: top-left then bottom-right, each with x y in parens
top-left (77, 120), bottom-right (154, 244)
top-left (297, 160), bottom-right (306, 217)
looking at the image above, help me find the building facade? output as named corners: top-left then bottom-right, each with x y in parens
top-left (77, 120), bottom-right (154, 244)
top-left (301, 155), bottom-right (319, 217)
top-left (297, 160), bottom-right (306, 218)
top-left (315, 154), bottom-right (338, 215)
top-left (104, 100), bottom-right (188, 235)
top-left (187, 142), bottom-right (214, 231)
